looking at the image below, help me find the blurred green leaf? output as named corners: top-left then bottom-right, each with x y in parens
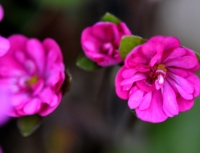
top-left (17, 115), bottom-right (42, 137)
top-left (76, 55), bottom-right (100, 71)
top-left (119, 36), bottom-right (146, 60)
top-left (101, 12), bottom-right (121, 24)
top-left (195, 52), bottom-right (200, 61)
top-left (37, 0), bottom-right (82, 8)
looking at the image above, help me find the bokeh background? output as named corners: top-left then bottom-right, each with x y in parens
top-left (1, 0), bottom-right (200, 153)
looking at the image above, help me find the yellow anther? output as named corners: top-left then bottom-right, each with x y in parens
top-left (157, 64), bottom-right (167, 72)
top-left (26, 76), bottom-right (38, 86)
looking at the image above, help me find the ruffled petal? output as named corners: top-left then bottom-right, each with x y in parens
top-left (163, 48), bottom-right (186, 63)
top-left (23, 98), bottom-right (41, 115)
top-left (136, 90), bottom-right (168, 123)
top-left (165, 55), bottom-right (198, 69)
top-left (138, 92), bottom-right (152, 110)
top-left (0, 37), bottom-right (10, 56)
top-left (27, 39), bottom-right (45, 73)
top-left (177, 96), bottom-right (194, 112)
top-left (39, 92), bottom-right (62, 116)
top-left (148, 36), bottom-right (180, 51)
top-left (128, 89), bottom-right (144, 109)
top-left (162, 81), bottom-right (179, 117)
top-left (115, 66), bottom-right (129, 99)
top-left (120, 72), bottom-right (147, 85)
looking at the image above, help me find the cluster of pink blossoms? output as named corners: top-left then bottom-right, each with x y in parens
top-left (81, 19), bottom-right (200, 123)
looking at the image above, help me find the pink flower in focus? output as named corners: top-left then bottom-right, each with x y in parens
top-left (0, 34), bottom-right (65, 117)
top-left (0, 5), bottom-right (4, 22)
top-left (81, 22), bottom-right (131, 66)
top-left (115, 36), bottom-right (200, 123)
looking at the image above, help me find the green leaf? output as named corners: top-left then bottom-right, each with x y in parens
top-left (76, 55), bottom-right (100, 71)
top-left (101, 12), bottom-right (121, 24)
top-left (195, 52), bottom-right (200, 62)
top-left (119, 35), bottom-right (146, 60)
top-left (17, 115), bottom-right (42, 137)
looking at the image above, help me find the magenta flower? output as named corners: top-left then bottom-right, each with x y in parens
top-left (81, 21), bottom-right (131, 66)
top-left (0, 36), bottom-right (10, 125)
top-left (0, 5), bottom-right (4, 22)
top-left (0, 89), bottom-right (11, 126)
top-left (0, 36), bottom-right (10, 56)
top-left (115, 36), bottom-right (200, 123)
top-left (0, 34), bottom-right (65, 117)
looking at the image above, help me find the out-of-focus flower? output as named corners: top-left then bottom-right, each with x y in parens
top-left (0, 34), bottom-right (65, 117)
top-left (0, 88), bottom-right (11, 126)
top-left (115, 36), bottom-right (200, 123)
top-left (0, 36), bottom-right (10, 56)
top-left (0, 5), bottom-right (4, 22)
top-left (0, 36), bottom-right (10, 126)
top-left (81, 22), bottom-right (131, 66)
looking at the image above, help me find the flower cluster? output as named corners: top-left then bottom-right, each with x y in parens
top-left (80, 13), bottom-right (200, 123)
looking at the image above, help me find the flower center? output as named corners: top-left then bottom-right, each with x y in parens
top-left (149, 64), bottom-right (167, 90)
top-left (26, 75), bottom-right (39, 86)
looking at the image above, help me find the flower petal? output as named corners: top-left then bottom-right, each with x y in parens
top-left (115, 66), bottom-right (129, 99)
top-left (0, 5), bottom-right (4, 22)
top-left (177, 96), bottom-right (194, 112)
top-left (138, 92), bottom-right (152, 110)
top-left (163, 48), bottom-right (186, 63)
top-left (120, 73), bottom-right (147, 85)
top-left (39, 92), bottom-right (62, 116)
top-left (128, 89), bottom-right (144, 109)
top-left (27, 39), bottom-right (45, 73)
top-left (162, 81), bottom-right (179, 117)
top-left (23, 98), bottom-right (41, 115)
top-left (136, 90), bottom-right (168, 123)
top-left (165, 55), bottom-right (198, 69)
top-left (0, 37), bottom-right (10, 56)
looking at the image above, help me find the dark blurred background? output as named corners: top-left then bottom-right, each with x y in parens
top-left (1, 0), bottom-right (200, 153)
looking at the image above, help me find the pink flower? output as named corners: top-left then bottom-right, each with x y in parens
top-left (115, 36), bottom-right (200, 123)
top-left (0, 36), bottom-right (10, 125)
top-left (0, 5), bottom-right (4, 22)
top-left (0, 89), bottom-right (11, 126)
top-left (0, 34), bottom-right (65, 117)
top-left (81, 22), bottom-right (131, 66)
top-left (0, 36), bottom-right (10, 56)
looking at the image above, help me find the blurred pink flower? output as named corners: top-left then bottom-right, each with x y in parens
top-left (115, 36), bottom-right (200, 123)
top-left (0, 34), bottom-right (65, 117)
top-left (0, 88), bottom-right (11, 126)
top-left (0, 36), bottom-right (10, 125)
top-left (0, 5), bottom-right (4, 22)
top-left (0, 36), bottom-right (10, 56)
top-left (81, 22), bottom-right (131, 66)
